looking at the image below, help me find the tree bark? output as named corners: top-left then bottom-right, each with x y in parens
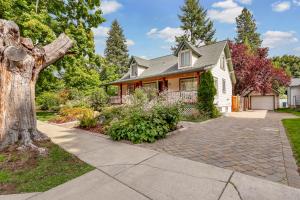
top-left (0, 19), bottom-right (73, 152)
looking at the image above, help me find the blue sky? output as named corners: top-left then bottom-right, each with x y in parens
top-left (93, 0), bottom-right (300, 59)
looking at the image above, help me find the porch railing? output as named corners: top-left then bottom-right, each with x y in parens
top-left (109, 95), bottom-right (131, 104)
top-left (109, 91), bottom-right (198, 105)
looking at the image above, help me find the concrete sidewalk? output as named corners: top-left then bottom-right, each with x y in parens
top-left (2, 121), bottom-right (300, 200)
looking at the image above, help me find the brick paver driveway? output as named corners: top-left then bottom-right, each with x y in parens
top-left (140, 110), bottom-right (300, 187)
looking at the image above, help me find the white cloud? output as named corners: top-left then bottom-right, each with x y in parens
top-left (293, 0), bottom-right (300, 6)
top-left (92, 26), bottom-right (110, 38)
top-left (101, 0), bottom-right (122, 15)
top-left (237, 0), bottom-right (252, 4)
top-left (140, 56), bottom-right (148, 59)
top-left (208, 0), bottom-right (243, 24)
top-left (126, 39), bottom-right (135, 46)
top-left (272, 1), bottom-right (291, 12)
top-left (147, 27), bottom-right (184, 43)
top-left (262, 31), bottom-right (298, 48)
top-left (161, 45), bottom-right (171, 50)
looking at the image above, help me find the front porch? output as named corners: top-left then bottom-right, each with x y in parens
top-left (109, 72), bottom-right (201, 104)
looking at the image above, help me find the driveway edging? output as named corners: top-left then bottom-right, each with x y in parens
top-left (279, 121), bottom-right (300, 188)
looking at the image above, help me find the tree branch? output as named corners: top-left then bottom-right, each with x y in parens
top-left (42, 33), bottom-right (73, 69)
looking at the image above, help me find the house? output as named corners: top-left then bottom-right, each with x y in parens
top-left (109, 40), bottom-right (236, 113)
top-left (287, 78), bottom-right (300, 107)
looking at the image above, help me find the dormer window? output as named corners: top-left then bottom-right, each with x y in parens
top-left (131, 64), bottom-right (138, 77)
top-left (180, 50), bottom-right (191, 67)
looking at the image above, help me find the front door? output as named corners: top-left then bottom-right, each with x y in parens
top-left (158, 80), bottom-right (168, 92)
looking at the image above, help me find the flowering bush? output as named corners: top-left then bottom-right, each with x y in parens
top-left (49, 107), bottom-right (94, 124)
top-left (107, 90), bottom-right (181, 143)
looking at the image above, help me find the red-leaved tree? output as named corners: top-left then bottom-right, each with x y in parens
top-left (229, 42), bottom-right (290, 96)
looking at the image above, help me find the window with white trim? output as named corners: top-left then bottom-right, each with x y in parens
top-left (131, 64), bottom-right (138, 77)
top-left (220, 56), bottom-right (226, 70)
top-left (180, 51), bottom-right (191, 67)
top-left (214, 77), bottom-right (218, 95)
top-left (222, 78), bottom-right (226, 94)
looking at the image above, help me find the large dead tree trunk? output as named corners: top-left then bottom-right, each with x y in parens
top-left (0, 19), bottom-right (73, 152)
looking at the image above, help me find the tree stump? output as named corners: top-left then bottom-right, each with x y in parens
top-left (0, 19), bottom-right (73, 153)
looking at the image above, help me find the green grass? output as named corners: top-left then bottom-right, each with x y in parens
top-left (276, 108), bottom-right (300, 116)
top-left (181, 115), bottom-right (210, 122)
top-left (283, 118), bottom-right (300, 166)
top-left (0, 142), bottom-right (94, 194)
top-left (36, 111), bottom-right (57, 121)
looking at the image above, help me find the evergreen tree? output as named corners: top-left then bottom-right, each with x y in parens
top-left (197, 71), bottom-right (218, 118)
top-left (105, 20), bottom-right (129, 75)
top-left (174, 0), bottom-right (215, 50)
top-left (235, 8), bottom-right (262, 50)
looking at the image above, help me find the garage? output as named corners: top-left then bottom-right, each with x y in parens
top-left (251, 96), bottom-right (275, 110)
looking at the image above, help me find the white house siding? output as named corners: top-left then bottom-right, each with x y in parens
top-left (288, 86), bottom-right (300, 106)
top-left (191, 52), bottom-right (198, 66)
top-left (211, 51), bottom-right (232, 113)
top-left (137, 66), bottom-right (146, 76)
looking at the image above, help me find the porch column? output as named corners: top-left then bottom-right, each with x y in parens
top-left (120, 83), bottom-right (123, 104)
top-left (162, 77), bottom-right (167, 91)
top-left (196, 72), bottom-right (200, 88)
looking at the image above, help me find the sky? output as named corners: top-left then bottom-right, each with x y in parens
top-left (93, 0), bottom-right (300, 59)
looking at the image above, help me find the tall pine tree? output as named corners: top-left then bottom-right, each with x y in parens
top-left (235, 8), bottom-right (261, 50)
top-left (105, 20), bottom-right (129, 75)
top-left (174, 0), bottom-right (215, 50)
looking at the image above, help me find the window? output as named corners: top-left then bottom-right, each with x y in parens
top-left (128, 84), bottom-right (134, 94)
top-left (143, 82), bottom-right (157, 90)
top-left (180, 51), bottom-right (191, 67)
top-left (214, 77), bottom-right (218, 95)
top-left (222, 78), bottom-right (226, 94)
top-left (131, 64), bottom-right (138, 77)
top-left (220, 56), bottom-right (226, 70)
top-left (180, 78), bottom-right (197, 91)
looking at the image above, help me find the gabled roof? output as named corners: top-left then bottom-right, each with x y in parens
top-left (290, 78), bottom-right (300, 87)
top-left (130, 56), bottom-right (151, 68)
top-left (114, 40), bottom-right (236, 84)
top-left (174, 41), bottom-right (202, 57)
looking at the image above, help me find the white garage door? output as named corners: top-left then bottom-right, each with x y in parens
top-left (251, 96), bottom-right (274, 110)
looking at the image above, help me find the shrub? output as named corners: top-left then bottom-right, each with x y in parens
top-left (107, 103), bottom-right (181, 143)
top-left (64, 88), bottom-right (91, 108)
top-left (100, 105), bottom-right (127, 126)
top-left (59, 107), bottom-right (94, 118)
top-left (197, 71), bottom-right (218, 118)
top-left (130, 88), bottom-right (149, 106)
top-left (36, 92), bottom-right (61, 111)
top-left (89, 88), bottom-right (109, 111)
top-left (79, 115), bottom-right (98, 128)
top-left (49, 107), bottom-right (94, 124)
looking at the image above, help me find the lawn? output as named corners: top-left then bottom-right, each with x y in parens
top-left (276, 108), bottom-right (300, 116)
top-left (283, 118), bottom-right (300, 166)
top-left (36, 111), bottom-right (57, 122)
top-left (0, 142), bottom-right (94, 194)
